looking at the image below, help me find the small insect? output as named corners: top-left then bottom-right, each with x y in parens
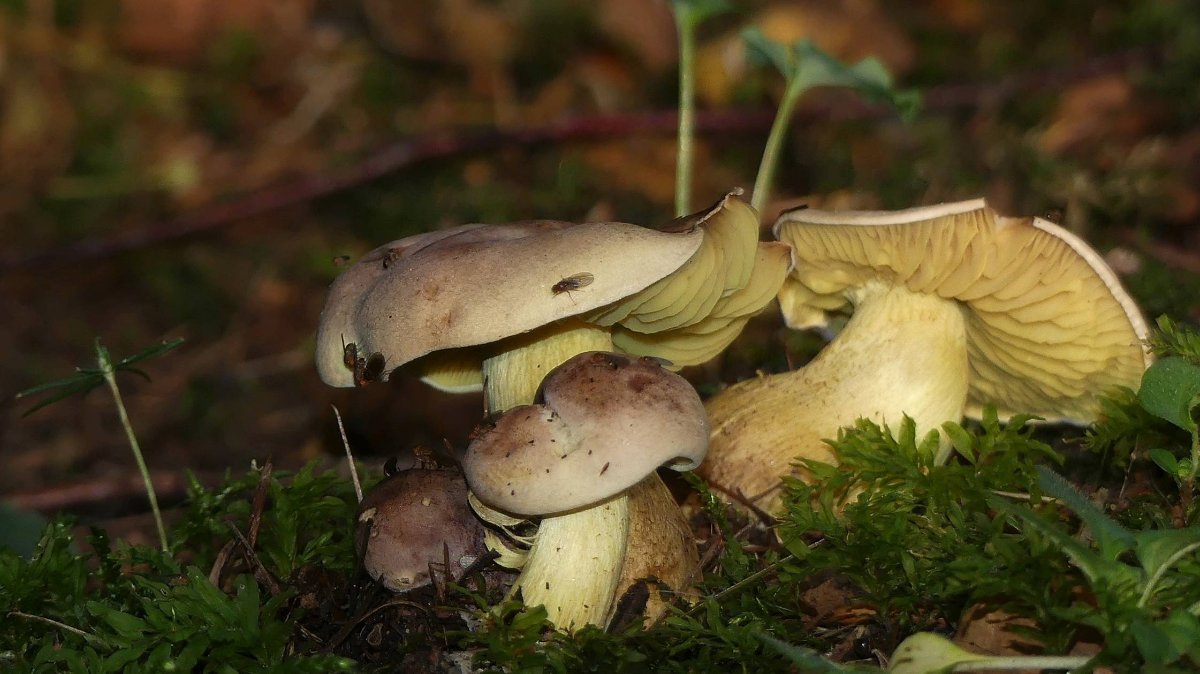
top-left (382, 247), bottom-right (404, 269)
top-left (551, 272), bottom-right (594, 298)
top-left (342, 336), bottom-right (386, 387)
top-left (357, 352), bottom-right (386, 386)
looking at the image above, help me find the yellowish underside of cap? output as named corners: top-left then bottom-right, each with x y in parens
top-left (701, 281), bottom-right (971, 513)
top-left (589, 199), bottom-right (792, 368)
top-left (776, 202), bottom-right (1149, 422)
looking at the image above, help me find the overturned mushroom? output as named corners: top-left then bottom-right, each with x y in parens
top-left (356, 465), bottom-right (487, 592)
top-left (702, 199), bottom-right (1152, 513)
top-left (316, 191), bottom-right (789, 628)
top-left (463, 351), bottom-right (707, 629)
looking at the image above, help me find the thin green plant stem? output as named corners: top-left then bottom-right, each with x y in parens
top-left (750, 76), bottom-right (804, 215)
top-left (673, 8), bottom-right (698, 217)
top-left (1138, 540), bottom-right (1200, 608)
top-left (96, 340), bottom-right (169, 553)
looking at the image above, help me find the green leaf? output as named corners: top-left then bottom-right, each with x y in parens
top-left (1138, 356), bottom-right (1200, 431)
top-left (1134, 528), bottom-right (1200, 585)
top-left (743, 32), bottom-right (920, 119)
top-left (15, 374), bottom-right (104, 416)
top-left (1149, 315), bottom-right (1200, 365)
top-left (87, 602), bottom-right (149, 640)
top-left (1131, 611), bottom-right (1200, 665)
top-left (15, 338), bottom-right (183, 416)
top-left (1037, 466), bottom-right (1135, 562)
top-left (1148, 448), bottom-right (1182, 477)
top-left (986, 495), bottom-right (1121, 586)
top-left (114, 338), bottom-right (185, 370)
top-left (940, 421), bottom-right (976, 464)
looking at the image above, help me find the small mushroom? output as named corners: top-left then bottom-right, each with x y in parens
top-left (355, 465), bottom-right (487, 592)
top-left (466, 351), bottom-right (708, 515)
top-left (462, 351), bottom-right (707, 629)
top-left (702, 199), bottom-right (1152, 512)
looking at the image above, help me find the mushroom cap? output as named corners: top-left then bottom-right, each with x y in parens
top-left (773, 198), bottom-right (1152, 422)
top-left (355, 466), bottom-right (486, 592)
top-left (315, 191), bottom-right (790, 388)
top-left (316, 219), bottom-right (703, 387)
top-left (461, 351), bottom-right (709, 516)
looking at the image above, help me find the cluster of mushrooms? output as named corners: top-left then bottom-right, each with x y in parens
top-left (315, 192), bottom-right (1151, 631)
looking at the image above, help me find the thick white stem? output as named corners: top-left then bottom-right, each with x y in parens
top-left (515, 497), bottom-right (628, 630)
top-left (703, 281), bottom-right (970, 512)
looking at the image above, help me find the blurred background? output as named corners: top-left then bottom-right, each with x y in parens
top-left (2, 0), bottom-right (1199, 544)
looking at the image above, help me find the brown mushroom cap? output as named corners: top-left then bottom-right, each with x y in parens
top-left (356, 466), bottom-right (486, 592)
top-left (462, 351), bottom-right (709, 516)
top-left (316, 220), bottom-right (703, 387)
top-left (315, 192), bottom-right (790, 389)
top-left (774, 198), bottom-right (1152, 421)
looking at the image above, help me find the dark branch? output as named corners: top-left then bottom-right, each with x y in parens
top-left (0, 48), bottom-right (1155, 273)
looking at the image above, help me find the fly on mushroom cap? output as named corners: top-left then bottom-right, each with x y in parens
top-left (463, 351), bottom-right (709, 516)
top-left (702, 198), bottom-right (1152, 513)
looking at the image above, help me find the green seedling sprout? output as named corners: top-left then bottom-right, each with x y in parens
top-left (668, 3), bottom-right (918, 220)
top-left (16, 337), bottom-right (184, 553)
top-left (671, 0), bottom-right (731, 217)
top-left (743, 29), bottom-right (920, 215)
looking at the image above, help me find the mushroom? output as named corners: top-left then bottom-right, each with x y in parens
top-left (701, 199), bottom-right (1152, 513)
top-left (315, 190), bottom-right (791, 628)
top-left (355, 465), bottom-right (487, 592)
top-left (463, 351), bottom-right (707, 628)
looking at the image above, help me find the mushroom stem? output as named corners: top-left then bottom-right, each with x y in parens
top-left (702, 280), bottom-right (970, 512)
top-left (478, 322), bottom-right (632, 629)
top-left (482, 321), bottom-right (613, 411)
top-left (515, 495), bottom-right (630, 630)
top-left (612, 472), bottom-right (701, 626)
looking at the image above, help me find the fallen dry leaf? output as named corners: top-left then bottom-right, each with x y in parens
top-left (954, 604), bottom-right (1042, 656)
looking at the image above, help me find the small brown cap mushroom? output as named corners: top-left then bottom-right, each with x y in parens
top-left (356, 466), bottom-right (486, 592)
top-left (462, 351), bottom-right (709, 516)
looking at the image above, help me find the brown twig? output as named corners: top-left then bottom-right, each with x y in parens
top-left (0, 49), bottom-right (1156, 273)
top-left (246, 459), bottom-right (273, 550)
top-left (229, 522), bottom-right (284, 596)
top-left (325, 597), bottom-right (433, 652)
top-left (5, 469), bottom-right (225, 514)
